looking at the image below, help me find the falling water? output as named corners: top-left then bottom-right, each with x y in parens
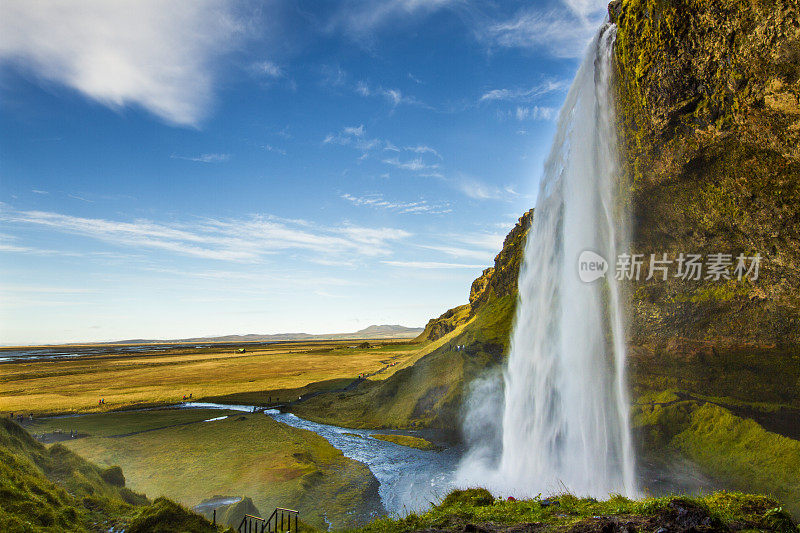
top-left (458, 22), bottom-right (637, 498)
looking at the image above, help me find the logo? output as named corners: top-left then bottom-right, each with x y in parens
top-left (578, 250), bottom-right (608, 283)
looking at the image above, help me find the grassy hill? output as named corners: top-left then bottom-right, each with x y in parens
top-left (0, 417), bottom-right (226, 532)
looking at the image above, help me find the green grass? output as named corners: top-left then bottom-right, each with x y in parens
top-left (633, 399), bottom-right (800, 517)
top-left (371, 434), bottom-right (440, 451)
top-left (0, 417), bottom-right (225, 532)
top-left (30, 409), bottom-right (382, 530)
top-left (356, 488), bottom-right (797, 533)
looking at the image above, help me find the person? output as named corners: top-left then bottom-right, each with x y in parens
top-left (189, 393), bottom-right (192, 399)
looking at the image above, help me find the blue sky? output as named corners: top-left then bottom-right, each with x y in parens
top-left (0, 0), bottom-right (608, 345)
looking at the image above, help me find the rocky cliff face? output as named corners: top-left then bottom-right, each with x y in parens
top-left (611, 0), bottom-right (800, 407)
top-left (611, 0), bottom-right (800, 509)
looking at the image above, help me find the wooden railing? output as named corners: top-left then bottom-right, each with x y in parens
top-left (238, 508), bottom-right (299, 533)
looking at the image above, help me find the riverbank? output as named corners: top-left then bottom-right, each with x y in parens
top-left (23, 402), bottom-right (461, 526)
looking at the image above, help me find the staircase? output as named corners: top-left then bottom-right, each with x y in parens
top-left (238, 507), bottom-right (299, 533)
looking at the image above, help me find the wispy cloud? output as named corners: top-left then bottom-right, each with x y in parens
top-left (326, 0), bottom-right (457, 41)
top-left (323, 125), bottom-right (442, 172)
top-left (382, 157), bottom-right (439, 172)
top-left (454, 176), bottom-right (517, 201)
top-left (323, 125), bottom-right (381, 153)
top-left (67, 194), bottom-right (94, 203)
top-left (171, 153), bottom-right (231, 163)
top-left (416, 244), bottom-right (494, 261)
top-left (514, 106), bottom-right (556, 121)
top-left (404, 145), bottom-right (441, 159)
top-left (479, 79), bottom-right (569, 102)
top-left (342, 193), bottom-right (451, 214)
top-left (31, 189), bottom-right (49, 195)
top-left (0, 207), bottom-right (412, 262)
top-left (0, 0), bottom-right (244, 126)
top-left (355, 81), bottom-right (421, 107)
top-left (447, 231), bottom-right (506, 253)
top-left (479, 1), bottom-right (607, 59)
top-left (263, 144), bottom-right (286, 155)
top-left (250, 60), bottom-right (283, 78)
top-left (382, 260), bottom-right (485, 269)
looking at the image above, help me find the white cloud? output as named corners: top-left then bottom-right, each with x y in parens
top-left (416, 244), bottom-right (494, 261)
top-left (479, 79), bottom-right (569, 102)
top-left (480, 2), bottom-right (607, 59)
top-left (455, 177), bottom-right (506, 200)
top-left (324, 126), bottom-right (440, 169)
top-left (171, 153), bottom-right (230, 163)
top-left (0, 0), bottom-right (243, 126)
top-left (327, 0), bottom-right (457, 40)
top-left (263, 144), bottom-right (286, 155)
top-left (382, 157), bottom-right (438, 172)
top-left (324, 125), bottom-right (381, 152)
top-left (448, 231), bottom-right (506, 253)
top-left (404, 145), bottom-right (442, 159)
top-left (382, 260), bottom-right (485, 269)
top-left (31, 189), bottom-right (49, 195)
top-left (514, 106), bottom-right (556, 121)
top-left (342, 193), bottom-right (451, 214)
top-left (354, 81), bottom-right (421, 107)
top-left (0, 208), bottom-right (412, 262)
top-left (251, 60), bottom-right (283, 78)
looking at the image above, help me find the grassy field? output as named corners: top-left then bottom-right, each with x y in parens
top-left (25, 408), bottom-right (383, 530)
top-left (0, 339), bottom-right (421, 415)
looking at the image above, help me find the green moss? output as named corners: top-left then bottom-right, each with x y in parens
top-left (371, 434), bottom-right (440, 451)
top-left (633, 399), bottom-right (800, 517)
top-left (356, 489), bottom-right (796, 533)
top-left (671, 403), bottom-right (800, 514)
top-left (440, 488), bottom-right (494, 508)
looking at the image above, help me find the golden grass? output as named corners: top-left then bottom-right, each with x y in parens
top-left (0, 340), bottom-right (421, 415)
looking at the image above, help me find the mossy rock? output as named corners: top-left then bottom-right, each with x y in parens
top-left (441, 488), bottom-right (495, 508)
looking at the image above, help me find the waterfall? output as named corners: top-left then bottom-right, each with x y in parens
top-left (458, 22), bottom-right (637, 498)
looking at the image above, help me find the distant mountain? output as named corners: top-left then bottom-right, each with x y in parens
top-left (110, 324), bottom-right (423, 345)
top-left (350, 324), bottom-right (422, 337)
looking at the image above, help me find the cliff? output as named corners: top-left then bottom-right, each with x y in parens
top-left (611, 0), bottom-right (800, 512)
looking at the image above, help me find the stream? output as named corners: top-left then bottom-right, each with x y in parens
top-left (181, 402), bottom-right (461, 515)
